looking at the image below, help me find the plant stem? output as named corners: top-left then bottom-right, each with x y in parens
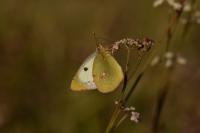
top-left (152, 70), bottom-right (172, 132)
top-left (124, 73), bottom-right (143, 103)
top-left (105, 72), bottom-right (143, 133)
top-left (152, 0), bottom-right (188, 132)
top-left (105, 105), bottom-right (121, 133)
top-left (121, 48), bottom-right (130, 95)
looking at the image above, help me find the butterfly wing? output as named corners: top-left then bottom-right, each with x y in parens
top-left (93, 46), bottom-right (124, 93)
top-left (71, 52), bottom-right (97, 91)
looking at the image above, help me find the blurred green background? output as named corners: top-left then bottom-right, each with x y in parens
top-left (0, 0), bottom-right (200, 133)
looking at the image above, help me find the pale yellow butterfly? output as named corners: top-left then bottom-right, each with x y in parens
top-left (71, 45), bottom-right (124, 93)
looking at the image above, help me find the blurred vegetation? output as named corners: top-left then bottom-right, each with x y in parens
top-left (0, 0), bottom-right (200, 133)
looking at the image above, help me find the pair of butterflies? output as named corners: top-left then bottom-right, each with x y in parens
top-left (71, 45), bottom-right (124, 93)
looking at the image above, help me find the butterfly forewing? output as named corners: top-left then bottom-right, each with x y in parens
top-left (93, 46), bottom-right (124, 93)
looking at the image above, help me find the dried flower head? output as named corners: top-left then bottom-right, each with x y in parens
top-left (123, 106), bottom-right (140, 123)
top-left (111, 37), bottom-right (154, 53)
top-left (114, 101), bottom-right (140, 123)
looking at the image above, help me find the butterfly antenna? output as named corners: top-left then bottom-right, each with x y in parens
top-left (92, 32), bottom-right (101, 49)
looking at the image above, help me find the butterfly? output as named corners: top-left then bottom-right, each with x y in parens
top-left (70, 45), bottom-right (124, 93)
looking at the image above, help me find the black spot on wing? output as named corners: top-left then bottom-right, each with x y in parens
top-left (84, 67), bottom-right (88, 71)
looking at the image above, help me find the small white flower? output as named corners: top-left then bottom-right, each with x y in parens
top-left (153, 0), bottom-right (189, 11)
top-left (151, 56), bottom-right (160, 66)
top-left (177, 56), bottom-right (187, 65)
top-left (130, 106), bottom-right (135, 111)
top-left (114, 101), bottom-right (119, 105)
top-left (197, 19), bottom-right (200, 24)
top-left (194, 11), bottom-right (200, 24)
top-left (183, 2), bottom-right (192, 12)
top-left (165, 59), bottom-right (173, 68)
top-left (153, 0), bottom-right (165, 7)
top-left (167, 0), bottom-right (182, 10)
top-left (124, 107), bottom-right (130, 111)
top-left (194, 11), bottom-right (200, 17)
top-left (180, 18), bottom-right (188, 24)
top-left (130, 111), bottom-right (140, 123)
top-left (121, 105), bottom-right (140, 123)
top-left (124, 106), bottom-right (135, 111)
top-left (165, 51), bottom-right (174, 59)
top-left (113, 44), bottom-right (119, 50)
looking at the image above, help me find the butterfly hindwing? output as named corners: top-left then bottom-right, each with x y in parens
top-left (71, 52), bottom-right (97, 91)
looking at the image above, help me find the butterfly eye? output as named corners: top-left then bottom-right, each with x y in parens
top-left (84, 67), bottom-right (88, 71)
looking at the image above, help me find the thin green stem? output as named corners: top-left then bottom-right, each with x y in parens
top-left (105, 71), bottom-right (143, 133)
top-left (115, 114), bottom-right (128, 128)
top-left (152, 69), bottom-right (172, 132)
top-left (121, 47), bottom-right (131, 94)
top-left (124, 73), bottom-right (143, 103)
top-left (105, 106), bottom-right (121, 133)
